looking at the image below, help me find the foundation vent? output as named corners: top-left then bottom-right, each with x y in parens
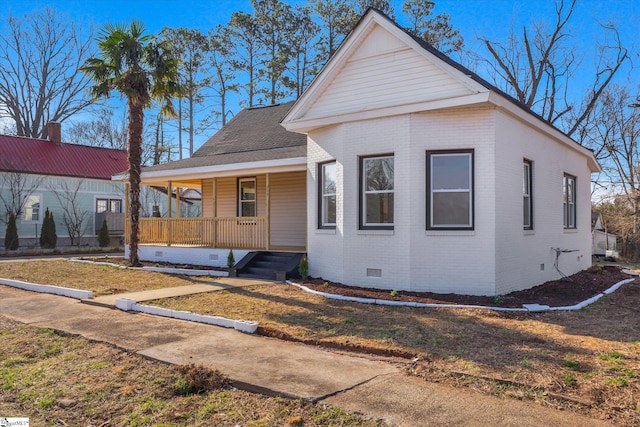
top-left (366, 268), bottom-right (382, 277)
top-left (209, 254), bottom-right (219, 261)
top-left (155, 251), bottom-right (163, 257)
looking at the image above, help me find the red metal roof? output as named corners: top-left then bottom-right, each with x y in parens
top-left (0, 134), bottom-right (128, 180)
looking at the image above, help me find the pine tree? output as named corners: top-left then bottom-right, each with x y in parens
top-left (98, 219), bottom-right (110, 247)
top-left (4, 212), bottom-right (19, 250)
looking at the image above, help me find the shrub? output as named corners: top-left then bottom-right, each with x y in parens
top-left (98, 219), bottom-right (110, 247)
top-left (174, 364), bottom-right (228, 395)
top-left (298, 255), bottom-right (309, 279)
top-left (39, 208), bottom-right (57, 249)
top-left (4, 212), bottom-right (18, 250)
top-left (227, 249), bottom-right (235, 269)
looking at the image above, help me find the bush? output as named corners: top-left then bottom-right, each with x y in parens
top-left (4, 212), bottom-right (18, 250)
top-left (39, 208), bottom-right (57, 249)
top-left (174, 364), bottom-right (229, 395)
top-left (98, 219), bottom-right (110, 247)
top-left (227, 249), bottom-right (235, 269)
top-left (298, 255), bottom-right (309, 279)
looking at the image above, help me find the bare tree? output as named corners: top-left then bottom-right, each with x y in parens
top-left (49, 180), bottom-right (90, 247)
top-left (0, 172), bottom-right (44, 224)
top-left (66, 107), bottom-right (127, 150)
top-left (0, 8), bottom-right (94, 139)
top-left (587, 85), bottom-right (640, 256)
top-left (478, 0), bottom-right (628, 138)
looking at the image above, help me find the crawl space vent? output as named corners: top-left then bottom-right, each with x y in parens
top-left (155, 251), bottom-right (163, 257)
top-left (366, 268), bottom-right (382, 278)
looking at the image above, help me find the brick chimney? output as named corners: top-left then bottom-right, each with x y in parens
top-left (47, 121), bottom-right (61, 143)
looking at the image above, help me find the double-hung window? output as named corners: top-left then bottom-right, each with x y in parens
top-left (23, 194), bottom-right (41, 222)
top-left (360, 155), bottom-right (394, 229)
top-left (427, 150), bottom-right (474, 229)
top-left (238, 178), bottom-right (257, 217)
top-left (96, 198), bottom-right (123, 214)
top-left (319, 161), bottom-right (336, 228)
top-left (523, 160), bottom-right (533, 229)
top-left (563, 174), bottom-right (576, 229)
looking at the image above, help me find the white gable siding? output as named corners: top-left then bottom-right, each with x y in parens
top-left (304, 24), bottom-right (473, 120)
top-left (493, 110), bottom-right (592, 294)
top-left (307, 107), bottom-right (498, 295)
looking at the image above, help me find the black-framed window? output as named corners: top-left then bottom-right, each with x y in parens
top-left (427, 150), bottom-right (474, 230)
top-left (563, 174), bottom-right (576, 229)
top-left (96, 198), bottom-right (122, 213)
top-left (523, 160), bottom-right (533, 230)
top-left (318, 161), bottom-right (336, 229)
top-left (238, 177), bottom-right (257, 217)
top-left (359, 154), bottom-right (394, 230)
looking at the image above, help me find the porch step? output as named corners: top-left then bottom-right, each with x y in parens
top-left (235, 251), bottom-right (305, 281)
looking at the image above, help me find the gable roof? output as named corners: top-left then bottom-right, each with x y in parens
top-left (137, 102), bottom-right (306, 186)
top-left (0, 134), bottom-right (128, 180)
top-left (282, 8), bottom-right (600, 173)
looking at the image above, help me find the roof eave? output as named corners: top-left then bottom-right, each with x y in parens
top-left (487, 91), bottom-right (601, 173)
top-left (134, 157), bottom-right (308, 187)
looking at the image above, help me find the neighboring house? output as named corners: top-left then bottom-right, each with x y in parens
top-left (591, 211), bottom-right (617, 256)
top-left (0, 122), bottom-right (181, 248)
top-left (130, 9), bottom-right (599, 296)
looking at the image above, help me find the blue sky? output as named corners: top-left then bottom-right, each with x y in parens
top-left (1, 0), bottom-right (638, 154)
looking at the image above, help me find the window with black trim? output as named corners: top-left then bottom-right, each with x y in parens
top-left (318, 161), bottom-right (336, 228)
top-left (96, 198), bottom-right (123, 213)
top-left (427, 150), bottom-right (474, 229)
top-left (360, 155), bottom-right (394, 229)
top-left (523, 160), bottom-right (533, 229)
top-left (563, 174), bottom-right (576, 229)
top-left (238, 178), bottom-right (257, 217)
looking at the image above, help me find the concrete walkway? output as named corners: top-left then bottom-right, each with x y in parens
top-left (0, 285), bottom-right (611, 426)
top-left (88, 277), bottom-right (270, 307)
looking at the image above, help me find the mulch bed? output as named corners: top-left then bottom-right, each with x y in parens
top-left (301, 265), bottom-right (635, 308)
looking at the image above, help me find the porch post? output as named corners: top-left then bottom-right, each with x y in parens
top-left (167, 181), bottom-right (172, 246)
top-left (176, 188), bottom-right (181, 218)
top-left (266, 173), bottom-right (270, 251)
top-left (167, 181), bottom-right (172, 218)
top-left (212, 178), bottom-right (217, 248)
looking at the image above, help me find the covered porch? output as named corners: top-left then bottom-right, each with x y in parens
top-left (126, 168), bottom-right (307, 253)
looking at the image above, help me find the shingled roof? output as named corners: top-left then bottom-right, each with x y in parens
top-left (0, 134), bottom-right (128, 180)
top-left (142, 101), bottom-right (305, 173)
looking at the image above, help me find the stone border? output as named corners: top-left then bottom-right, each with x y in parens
top-left (286, 278), bottom-right (637, 312)
top-left (69, 258), bottom-right (228, 277)
top-left (115, 298), bottom-right (257, 333)
top-left (0, 278), bottom-right (92, 300)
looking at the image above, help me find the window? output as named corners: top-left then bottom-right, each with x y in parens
top-left (238, 178), bottom-right (257, 217)
top-left (563, 174), bottom-right (576, 229)
top-left (427, 150), bottom-right (474, 229)
top-left (96, 198), bottom-right (122, 213)
top-left (319, 162), bottom-right (336, 228)
top-left (523, 160), bottom-right (533, 229)
top-left (151, 204), bottom-right (161, 217)
top-left (23, 194), bottom-right (41, 222)
top-left (360, 155), bottom-right (394, 229)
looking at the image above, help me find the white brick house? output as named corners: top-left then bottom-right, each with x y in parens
top-left (132, 9), bottom-right (598, 296)
top-left (281, 9), bottom-right (600, 296)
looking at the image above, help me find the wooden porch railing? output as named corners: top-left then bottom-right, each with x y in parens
top-left (125, 217), bottom-right (267, 250)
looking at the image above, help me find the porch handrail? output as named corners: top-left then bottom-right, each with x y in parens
top-left (126, 217), bottom-right (267, 250)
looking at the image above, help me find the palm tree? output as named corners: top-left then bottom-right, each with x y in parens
top-left (82, 21), bottom-right (178, 266)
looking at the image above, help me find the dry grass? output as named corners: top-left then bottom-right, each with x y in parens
top-left (0, 260), bottom-right (223, 296)
top-left (1, 260), bottom-right (638, 424)
top-left (0, 316), bottom-right (384, 426)
top-left (150, 283), bottom-right (640, 425)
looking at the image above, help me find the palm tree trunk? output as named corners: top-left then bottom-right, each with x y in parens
top-left (127, 99), bottom-right (144, 266)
